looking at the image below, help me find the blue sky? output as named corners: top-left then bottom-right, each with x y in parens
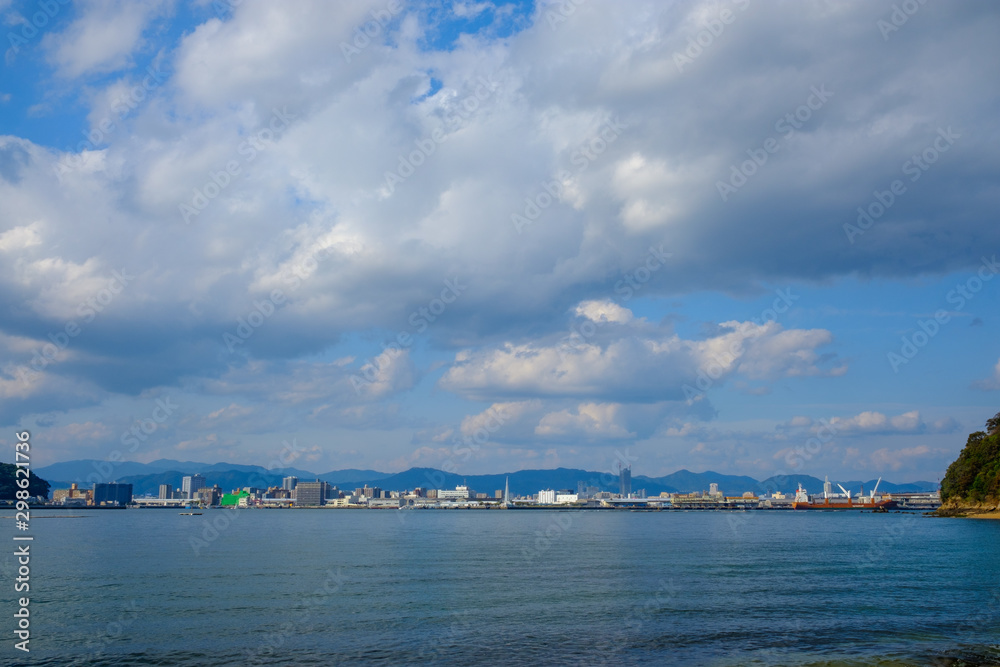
top-left (1, 0), bottom-right (998, 482)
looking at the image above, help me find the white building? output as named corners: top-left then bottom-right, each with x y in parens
top-left (538, 489), bottom-right (556, 504)
top-left (438, 485), bottom-right (471, 500)
top-left (709, 483), bottom-right (722, 497)
top-left (555, 493), bottom-right (579, 504)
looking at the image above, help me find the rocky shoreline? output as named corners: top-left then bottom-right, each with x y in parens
top-left (932, 500), bottom-right (1000, 519)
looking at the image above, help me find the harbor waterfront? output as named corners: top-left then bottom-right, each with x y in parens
top-left (2, 509), bottom-right (998, 666)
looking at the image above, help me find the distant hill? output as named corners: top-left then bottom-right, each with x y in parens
top-left (758, 474), bottom-right (937, 495)
top-left (36, 459), bottom-right (322, 486)
top-left (318, 469), bottom-right (394, 485)
top-left (757, 474), bottom-right (825, 495)
top-left (838, 479), bottom-right (938, 494)
top-left (114, 470), bottom-right (289, 497)
top-left (36, 459), bottom-right (176, 483)
top-left (0, 462), bottom-right (51, 499)
top-left (638, 469), bottom-right (759, 495)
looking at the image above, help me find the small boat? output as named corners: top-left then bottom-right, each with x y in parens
top-left (179, 512), bottom-right (202, 515)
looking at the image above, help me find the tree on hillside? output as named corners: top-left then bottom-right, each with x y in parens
top-left (0, 463), bottom-right (51, 500)
top-left (940, 410), bottom-right (1000, 503)
top-left (987, 411), bottom-right (1000, 436)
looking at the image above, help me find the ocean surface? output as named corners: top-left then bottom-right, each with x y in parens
top-left (2, 508), bottom-right (999, 666)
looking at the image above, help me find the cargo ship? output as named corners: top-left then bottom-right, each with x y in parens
top-left (792, 478), bottom-right (898, 510)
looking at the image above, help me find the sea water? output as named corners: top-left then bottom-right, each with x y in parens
top-left (2, 509), bottom-right (998, 666)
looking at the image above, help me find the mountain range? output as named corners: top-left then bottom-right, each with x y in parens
top-left (35, 459), bottom-right (938, 498)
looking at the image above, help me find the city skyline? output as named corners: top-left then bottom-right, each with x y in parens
top-left (35, 455), bottom-right (939, 498)
top-left (1, 1), bottom-right (998, 483)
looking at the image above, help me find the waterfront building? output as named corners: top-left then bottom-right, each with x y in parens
top-left (555, 493), bottom-right (579, 504)
top-left (282, 476), bottom-right (298, 491)
top-left (195, 486), bottom-right (221, 506)
top-left (538, 489), bottom-right (556, 504)
top-left (438, 485), bottom-right (471, 500)
top-left (368, 497), bottom-right (402, 508)
top-left (93, 483), bottom-right (133, 506)
top-left (221, 490), bottom-right (250, 507)
top-left (53, 483), bottom-right (92, 505)
top-left (158, 484), bottom-right (172, 499)
top-left (182, 475), bottom-right (206, 500)
top-left (327, 495), bottom-right (360, 507)
top-left (295, 481), bottom-right (328, 506)
top-left (823, 476), bottom-right (833, 497)
top-left (709, 483), bottom-right (721, 497)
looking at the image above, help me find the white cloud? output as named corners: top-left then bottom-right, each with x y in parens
top-left (0, 221), bottom-right (42, 252)
top-left (42, 0), bottom-right (172, 78)
top-left (573, 299), bottom-right (634, 324)
top-left (535, 402), bottom-right (634, 439)
top-left (452, 2), bottom-right (494, 19)
top-left (457, 399), bottom-right (675, 446)
top-left (440, 317), bottom-right (842, 402)
top-left (831, 410), bottom-right (922, 435)
top-left (777, 410), bottom-right (958, 437)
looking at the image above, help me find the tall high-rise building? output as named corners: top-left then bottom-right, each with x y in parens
top-left (294, 481), bottom-right (328, 506)
top-left (709, 483), bottom-right (721, 497)
top-left (619, 465), bottom-right (631, 497)
top-left (93, 483), bottom-right (133, 506)
top-left (182, 475), bottom-right (206, 499)
top-left (158, 484), bottom-right (172, 499)
top-left (823, 476), bottom-right (833, 497)
top-left (282, 476), bottom-right (298, 491)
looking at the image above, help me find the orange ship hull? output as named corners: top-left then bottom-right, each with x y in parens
top-left (792, 498), bottom-right (897, 510)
